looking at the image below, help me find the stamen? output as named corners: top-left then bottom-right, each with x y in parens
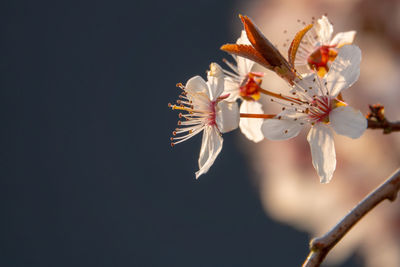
top-left (269, 97), bottom-right (307, 112)
top-left (258, 87), bottom-right (303, 104)
top-left (222, 58), bottom-right (240, 75)
top-left (170, 82), bottom-right (218, 147)
top-left (176, 83), bottom-right (185, 89)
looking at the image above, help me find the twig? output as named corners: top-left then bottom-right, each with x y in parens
top-left (302, 168), bottom-right (400, 267)
top-left (367, 119), bottom-right (400, 133)
top-left (366, 104), bottom-right (400, 134)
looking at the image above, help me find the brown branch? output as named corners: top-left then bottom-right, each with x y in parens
top-left (367, 119), bottom-right (400, 133)
top-left (302, 168), bottom-right (400, 267)
top-left (366, 104), bottom-right (400, 134)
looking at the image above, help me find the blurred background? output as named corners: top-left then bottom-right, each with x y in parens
top-left (248, 0), bottom-right (400, 266)
top-left (0, 0), bottom-right (399, 266)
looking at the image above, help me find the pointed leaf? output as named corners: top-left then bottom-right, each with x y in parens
top-left (288, 24), bottom-right (313, 68)
top-left (239, 15), bottom-right (297, 83)
top-left (240, 15), bottom-right (286, 67)
top-left (220, 44), bottom-right (273, 70)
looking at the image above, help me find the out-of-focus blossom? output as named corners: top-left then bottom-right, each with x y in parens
top-left (262, 45), bottom-right (366, 183)
top-left (223, 30), bottom-right (265, 142)
top-left (169, 63), bottom-right (239, 178)
top-left (292, 15), bottom-right (356, 77)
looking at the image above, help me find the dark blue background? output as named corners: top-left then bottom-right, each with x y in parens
top-left (0, 1), bottom-right (360, 266)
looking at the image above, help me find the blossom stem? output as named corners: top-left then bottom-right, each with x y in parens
top-left (240, 113), bottom-right (276, 119)
top-left (258, 87), bottom-right (301, 103)
top-left (302, 168), bottom-right (400, 267)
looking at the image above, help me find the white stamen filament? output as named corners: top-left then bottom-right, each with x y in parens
top-left (169, 85), bottom-right (217, 147)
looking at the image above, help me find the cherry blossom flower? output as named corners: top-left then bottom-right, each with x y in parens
top-left (223, 30), bottom-right (265, 142)
top-left (262, 45), bottom-right (367, 183)
top-left (290, 15), bottom-right (356, 77)
top-left (169, 63), bottom-right (239, 178)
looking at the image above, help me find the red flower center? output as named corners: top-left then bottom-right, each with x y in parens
top-left (307, 96), bottom-right (332, 123)
top-left (239, 72), bottom-right (264, 101)
top-left (307, 45), bottom-right (338, 75)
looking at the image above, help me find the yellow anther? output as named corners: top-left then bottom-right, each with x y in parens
top-left (332, 99), bottom-right (347, 108)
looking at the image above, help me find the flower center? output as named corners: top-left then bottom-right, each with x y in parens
top-left (306, 96), bottom-right (332, 123)
top-left (207, 101), bottom-right (217, 126)
top-left (307, 45), bottom-right (338, 76)
top-left (239, 72), bottom-right (263, 101)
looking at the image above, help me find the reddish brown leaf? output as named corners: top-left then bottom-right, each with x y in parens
top-left (238, 15), bottom-right (296, 83)
top-left (288, 24), bottom-right (313, 68)
top-left (240, 15), bottom-right (289, 69)
top-left (220, 44), bottom-right (273, 70)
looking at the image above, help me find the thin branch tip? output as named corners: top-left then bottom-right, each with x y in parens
top-left (366, 104), bottom-right (400, 134)
top-left (302, 168), bottom-right (400, 267)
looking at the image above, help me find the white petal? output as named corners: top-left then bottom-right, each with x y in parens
top-left (196, 126), bottom-right (223, 179)
top-left (236, 31), bottom-right (255, 76)
top-left (237, 57), bottom-right (255, 78)
top-left (316, 16), bottom-right (333, 44)
top-left (330, 31), bottom-right (356, 47)
top-left (307, 125), bottom-right (336, 183)
top-left (261, 112), bottom-right (303, 140)
top-left (216, 100), bottom-right (239, 133)
top-left (324, 45), bottom-right (361, 97)
top-left (223, 77), bottom-right (240, 102)
top-left (239, 101), bottom-right (264, 143)
top-left (293, 73), bottom-right (320, 98)
top-left (293, 64), bottom-right (312, 75)
top-left (236, 30), bottom-right (251, 45)
top-left (330, 106), bottom-right (367, 139)
top-left (185, 76), bottom-right (209, 96)
top-left (207, 62), bottom-right (224, 101)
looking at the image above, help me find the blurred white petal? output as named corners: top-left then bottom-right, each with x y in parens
top-left (239, 101), bottom-right (264, 142)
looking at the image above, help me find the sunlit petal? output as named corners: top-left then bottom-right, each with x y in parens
top-left (239, 101), bottom-right (264, 142)
top-left (262, 112), bottom-right (303, 140)
top-left (330, 106), bottom-right (367, 139)
top-left (324, 45), bottom-right (361, 97)
top-left (330, 31), bottom-right (356, 47)
top-left (307, 125), bottom-right (336, 183)
top-left (223, 77), bottom-right (241, 102)
top-left (207, 63), bottom-right (225, 101)
top-left (185, 76), bottom-right (209, 95)
top-left (216, 101), bottom-right (239, 133)
top-left (236, 31), bottom-right (255, 76)
top-left (196, 126), bottom-right (223, 179)
top-left (316, 15), bottom-right (333, 44)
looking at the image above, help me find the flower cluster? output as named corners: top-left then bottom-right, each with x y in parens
top-left (169, 15), bottom-right (367, 183)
